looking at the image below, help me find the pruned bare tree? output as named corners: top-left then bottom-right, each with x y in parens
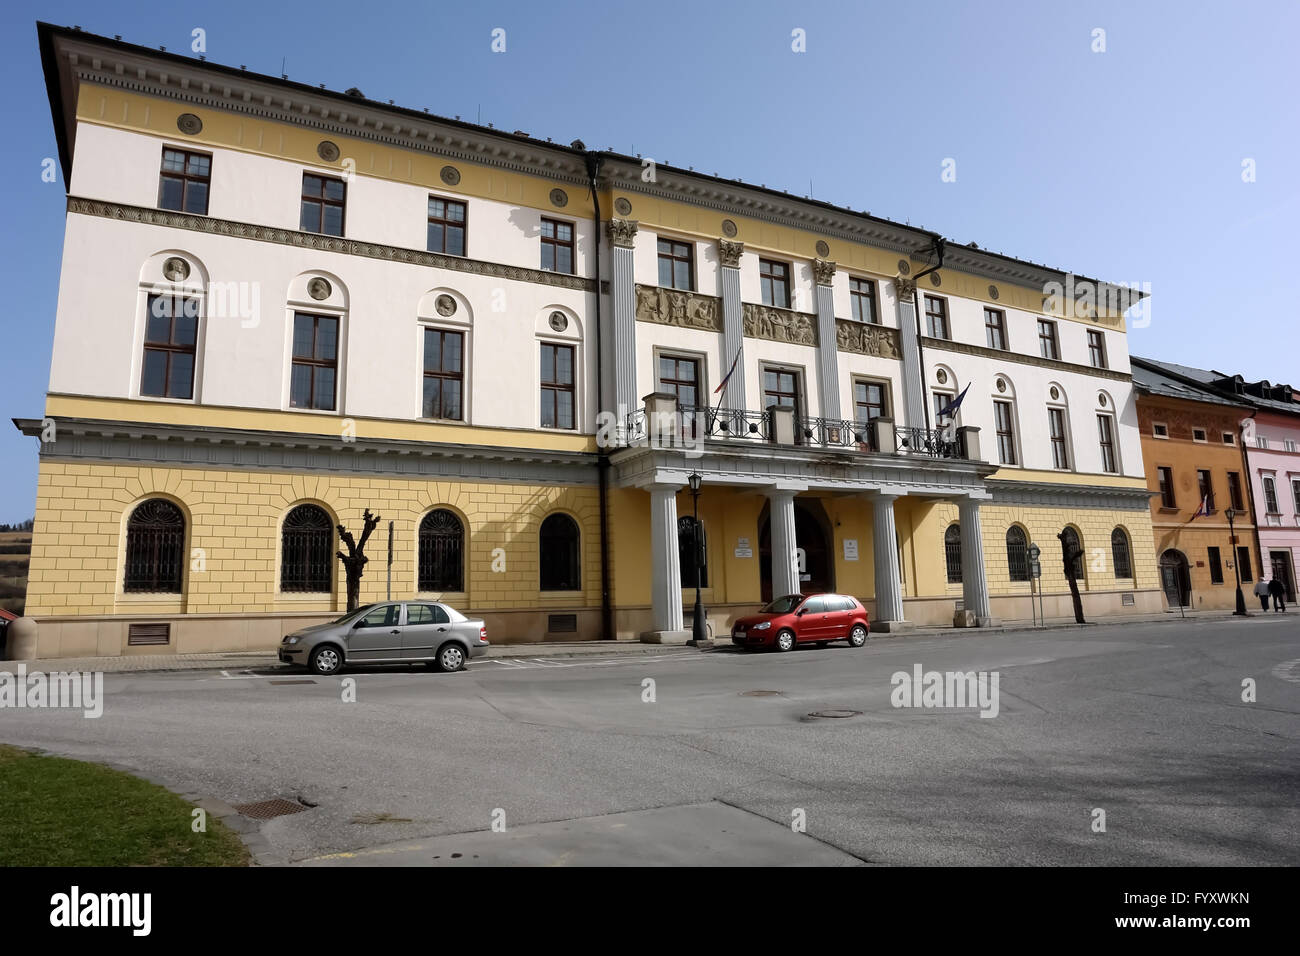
top-left (336, 508), bottom-right (381, 612)
top-left (1058, 530), bottom-right (1086, 624)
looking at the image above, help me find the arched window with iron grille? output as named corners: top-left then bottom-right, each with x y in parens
top-left (944, 524), bottom-right (962, 584)
top-left (678, 516), bottom-right (708, 588)
top-left (281, 504), bottom-right (333, 593)
top-left (1006, 526), bottom-right (1030, 582)
top-left (1111, 527), bottom-right (1132, 579)
top-left (1062, 526), bottom-right (1084, 581)
top-left (123, 498), bottom-right (185, 593)
top-left (419, 509), bottom-right (464, 591)
top-left (539, 513), bottom-right (580, 591)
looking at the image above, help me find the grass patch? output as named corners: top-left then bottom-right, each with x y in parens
top-left (0, 745), bottom-right (250, 866)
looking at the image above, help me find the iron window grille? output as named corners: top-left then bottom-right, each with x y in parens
top-left (281, 504), bottom-right (333, 593)
top-left (123, 499), bottom-right (185, 593)
top-left (418, 509), bottom-right (464, 591)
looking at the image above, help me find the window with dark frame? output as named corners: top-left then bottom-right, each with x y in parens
top-left (1158, 466), bottom-right (1176, 508)
top-left (850, 277), bottom-right (878, 324)
top-left (280, 504), bottom-right (333, 593)
top-left (1087, 330), bottom-right (1107, 368)
top-left (1197, 469), bottom-right (1215, 511)
top-left (657, 238), bottom-right (694, 291)
top-left (1237, 546), bottom-right (1253, 581)
top-left (540, 218), bottom-right (574, 274)
top-left (1038, 319), bottom-right (1060, 359)
top-left (759, 259), bottom-right (791, 309)
top-left (300, 174), bottom-right (346, 236)
top-left (158, 148), bottom-right (211, 214)
top-left (123, 498), bottom-right (185, 593)
top-left (427, 196), bottom-right (467, 256)
top-left (763, 367), bottom-right (802, 427)
top-left (994, 399), bottom-right (1017, 465)
top-left (853, 380), bottom-right (888, 424)
top-left (1207, 546), bottom-right (1224, 584)
top-left (944, 524), bottom-right (962, 584)
top-left (290, 313), bottom-right (339, 411)
top-left (141, 293), bottom-right (199, 400)
top-left (1006, 526), bottom-right (1030, 582)
top-left (540, 342), bottom-right (575, 429)
top-left (984, 308), bottom-right (1007, 350)
top-left (933, 392), bottom-right (955, 427)
top-left (1293, 478), bottom-right (1300, 514)
top-left (924, 295), bottom-right (949, 339)
top-left (539, 513), bottom-right (580, 591)
top-left (1097, 413), bottom-right (1118, 473)
top-left (1228, 471), bottom-right (1245, 512)
top-left (658, 354), bottom-right (701, 437)
top-left (1111, 527), bottom-right (1132, 579)
top-left (1049, 407), bottom-right (1070, 469)
top-left (422, 328), bottom-right (464, 421)
top-left (418, 509), bottom-right (464, 592)
top-left (1262, 475), bottom-right (1279, 513)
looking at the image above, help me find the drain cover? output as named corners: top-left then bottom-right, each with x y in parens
top-left (234, 798), bottom-right (308, 820)
top-left (740, 690), bottom-right (782, 697)
top-left (270, 679), bottom-right (316, 685)
top-left (807, 710), bottom-right (861, 719)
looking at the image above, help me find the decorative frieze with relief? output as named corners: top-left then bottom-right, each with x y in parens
top-left (634, 284), bottom-right (722, 331)
top-left (742, 303), bottom-right (818, 346)
top-left (835, 319), bottom-right (902, 359)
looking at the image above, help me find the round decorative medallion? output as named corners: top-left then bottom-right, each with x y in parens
top-left (929, 272), bottom-right (942, 287)
top-left (816, 240), bottom-right (830, 257)
top-left (549, 188), bottom-right (568, 208)
top-left (548, 311), bottom-right (569, 332)
top-left (988, 284), bottom-right (999, 300)
top-left (996, 378), bottom-right (1007, 393)
top-left (936, 369), bottom-right (948, 385)
top-left (176, 113), bottom-right (203, 135)
top-left (440, 165), bottom-right (461, 186)
top-left (897, 259), bottom-right (910, 275)
top-left (1050, 386), bottom-right (1060, 401)
top-left (162, 256), bottom-right (190, 282)
top-left (614, 197), bottom-right (632, 216)
top-left (317, 140), bottom-right (340, 162)
top-left (435, 294), bottom-right (457, 317)
top-left (721, 219), bottom-right (738, 238)
top-left (1098, 392), bottom-right (1108, 407)
top-left (307, 277), bottom-right (332, 301)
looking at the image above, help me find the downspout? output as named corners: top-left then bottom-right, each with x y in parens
top-left (585, 151), bottom-right (614, 640)
top-left (909, 237), bottom-right (946, 431)
top-left (1241, 409), bottom-right (1266, 590)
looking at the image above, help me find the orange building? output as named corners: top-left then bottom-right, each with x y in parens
top-left (1132, 357), bottom-right (1259, 610)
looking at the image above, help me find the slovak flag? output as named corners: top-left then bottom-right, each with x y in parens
top-left (715, 346), bottom-right (743, 395)
top-left (1190, 495), bottom-right (1210, 520)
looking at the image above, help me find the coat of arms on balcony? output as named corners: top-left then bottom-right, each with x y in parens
top-left (634, 284), bottom-right (721, 331)
top-left (743, 303), bottom-right (817, 346)
top-left (835, 318), bottom-right (901, 359)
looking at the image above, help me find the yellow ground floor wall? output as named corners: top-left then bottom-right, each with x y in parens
top-left (1152, 522), bottom-right (1260, 611)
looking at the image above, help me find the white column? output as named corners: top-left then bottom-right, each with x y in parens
top-left (871, 492), bottom-right (906, 627)
top-left (606, 219), bottom-right (639, 420)
top-left (767, 489), bottom-right (800, 596)
top-left (813, 261), bottom-right (841, 420)
top-left (718, 239), bottom-right (747, 409)
top-left (893, 276), bottom-right (927, 429)
top-left (649, 484), bottom-right (684, 632)
top-left (958, 495), bottom-right (995, 624)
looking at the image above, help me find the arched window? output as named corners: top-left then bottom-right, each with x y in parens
top-left (281, 504), bottom-right (333, 593)
top-left (1061, 526), bottom-right (1084, 581)
top-left (419, 509), bottom-right (464, 591)
top-left (123, 499), bottom-right (185, 593)
top-left (540, 513), bottom-right (580, 591)
top-left (1006, 526), bottom-right (1030, 582)
top-left (1111, 527), bottom-right (1133, 579)
top-left (678, 516), bottom-right (708, 588)
top-left (944, 524), bottom-right (962, 584)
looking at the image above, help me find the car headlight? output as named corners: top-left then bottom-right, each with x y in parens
top-left (285, 635), bottom-right (303, 645)
top-left (752, 621), bottom-right (771, 631)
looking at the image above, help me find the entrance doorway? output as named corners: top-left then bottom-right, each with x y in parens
top-left (1159, 549), bottom-right (1191, 608)
top-left (1269, 550), bottom-right (1296, 602)
top-left (759, 498), bottom-right (834, 602)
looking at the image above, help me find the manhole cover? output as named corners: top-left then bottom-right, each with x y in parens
top-left (740, 690), bottom-right (782, 697)
top-left (807, 710), bottom-right (861, 719)
top-left (270, 679), bottom-right (316, 685)
top-left (234, 798), bottom-right (308, 820)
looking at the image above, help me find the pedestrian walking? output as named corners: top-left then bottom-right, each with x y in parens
top-left (1268, 577), bottom-right (1286, 612)
top-left (1254, 578), bottom-right (1271, 612)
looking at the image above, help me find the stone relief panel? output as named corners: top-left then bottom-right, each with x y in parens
top-left (634, 284), bottom-right (722, 331)
top-left (743, 303), bottom-right (818, 346)
top-left (835, 319), bottom-right (902, 359)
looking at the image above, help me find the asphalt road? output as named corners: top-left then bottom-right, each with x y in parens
top-left (3, 615), bottom-right (1298, 866)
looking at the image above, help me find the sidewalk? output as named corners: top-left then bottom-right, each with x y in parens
top-left (2, 607), bottom-right (1271, 675)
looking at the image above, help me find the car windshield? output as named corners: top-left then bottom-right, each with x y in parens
top-left (761, 595), bottom-right (805, 614)
top-left (331, 604), bottom-right (374, 624)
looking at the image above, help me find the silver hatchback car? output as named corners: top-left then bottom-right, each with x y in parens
top-left (279, 601), bottom-right (489, 675)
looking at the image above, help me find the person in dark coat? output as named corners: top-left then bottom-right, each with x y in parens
top-left (1269, 577), bottom-right (1286, 612)
top-left (1254, 578), bottom-right (1271, 611)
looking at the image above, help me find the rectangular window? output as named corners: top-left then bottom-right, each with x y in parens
top-left (1228, 471), bottom-right (1245, 512)
top-left (158, 147), bottom-right (211, 215)
top-left (1192, 427), bottom-right (1207, 443)
top-left (933, 391), bottom-right (955, 426)
top-left (1286, 439), bottom-right (1299, 453)
top-left (422, 328), bottom-right (464, 420)
top-left (657, 238), bottom-right (694, 291)
top-left (1222, 431), bottom-right (1235, 445)
top-left (1207, 546), bottom-right (1223, 584)
top-left (141, 293), bottom-right (199, 399)
top-left (300, 174), bottom-right (346, 236)
top-left (1097, 413), bottom-right (1117, 473)
top-left (924, 295), bottom-right (949, 339)
top-left (540, 218), bottom-right (575, 274)
top-left (1238, 546), bottom-right (1253, 581)
top-left (993, 399), bottom-right (1017, 465)
top-left (540, 343), bottom-right (575, 429)
top-left (849, 277), bottom-right (878, 324)
top-left (854, 379), bottom-right (888, 424)
top-left (1293, 478), bottom-right (1300, 514)
top-left (1038, 319), bottom-right (1060, 359)
top-left (763, 367), bottom-right (802, 430)
top-left (1197, 469), bottom-right (1215, 511)
top-left (1087, 329), bottom-right (1107, 368)
top-left (427, 196), bottom-right (467, 256)
top-left (289, 312), bottom-right (339, 410)
top-left (1049, 407), bottom-right (1070, 469)
top-left (760, 259), bottom-right (791, 309)
top-left (1153, 422), bottom-right (1169, 439)
top-left (1263, 475), bottom-right (1279, 513)
top-left (1158, 466), bottom-right (1176, 508)
top-left (984, 308), bottom-right (1006, 350)
top-left (1256, 436), bottom-right (1269, 449)
top-left (658, 353), bottom-right (700, 436)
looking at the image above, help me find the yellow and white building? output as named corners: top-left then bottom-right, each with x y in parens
top-left (16, 24), bottom-right (1158, 658)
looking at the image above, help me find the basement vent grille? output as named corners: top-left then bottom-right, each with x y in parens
top-left (128, 623), bottom-right (170, 646)
top-left (1121, 593), bottom-right (1136, 607)
top-left (547, 614), bottom-right (578, 634)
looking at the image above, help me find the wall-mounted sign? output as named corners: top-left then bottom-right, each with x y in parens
top-left (734, 536), bottom-right (752, 559)
top-left (843, 539), bottom-right (859, 561)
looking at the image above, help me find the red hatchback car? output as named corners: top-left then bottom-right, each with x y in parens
top-left (731, 593), bottom-right (870, 652)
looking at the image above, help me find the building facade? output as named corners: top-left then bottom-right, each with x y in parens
top-left (16, 25), bottom-right (1158, 658)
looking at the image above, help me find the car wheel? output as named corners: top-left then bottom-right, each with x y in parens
top-left (775, 629), bottom-right (796, 652)
top-left (310, 645), bottom-right (343, 675)
top-left (436, 642), bottom-right (466, 672)
top-left (848, 624), bottom-right (868, 648)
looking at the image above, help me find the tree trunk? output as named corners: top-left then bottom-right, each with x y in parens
top-left (336, 509), bottom-right (381, 612)
top-left (1058, 531), bottom-right (1086, 624)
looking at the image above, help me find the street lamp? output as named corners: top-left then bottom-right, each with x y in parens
top-left (687, 472), bottom-right (711, 647)
top-left (1225, 507), bottom-right (1248, 616)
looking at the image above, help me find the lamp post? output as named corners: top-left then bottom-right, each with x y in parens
top-left (1226, 507), bottom-right (1248, 616)
top-left (687, 472), bottom-right (711, 647)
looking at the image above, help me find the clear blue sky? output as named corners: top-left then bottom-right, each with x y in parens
top-left (1, 0), bottom-right (1296, 523)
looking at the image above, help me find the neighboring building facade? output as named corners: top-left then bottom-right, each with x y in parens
top-left (16, 25), bottom-right (1158, 658)
top-left (1131, 358), bottom-right (1257, 609)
